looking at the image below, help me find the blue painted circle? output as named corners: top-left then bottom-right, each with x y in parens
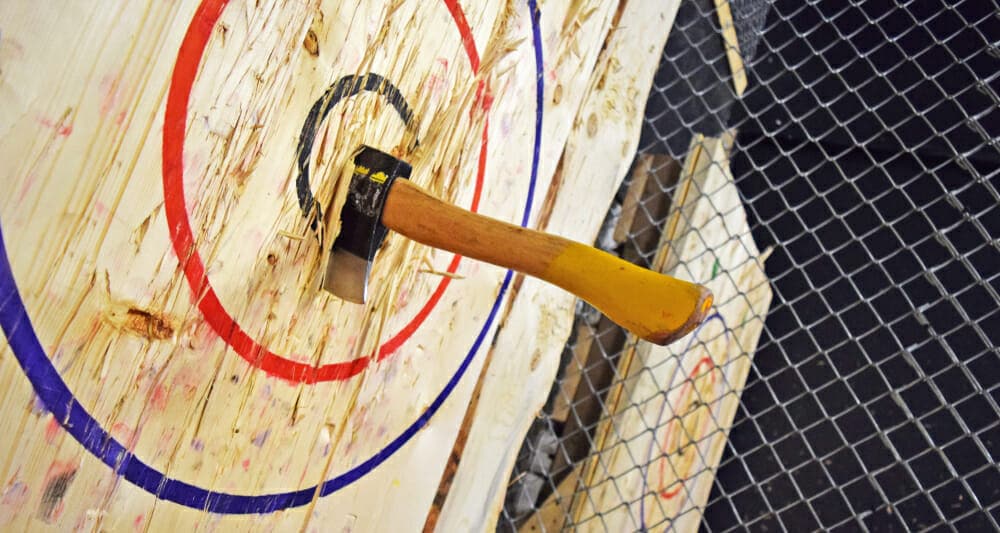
top-left (0, 0), bottom-right (544, 514)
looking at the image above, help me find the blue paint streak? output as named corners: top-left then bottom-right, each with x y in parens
top-left (523, 0), bottom-right (543, 228)
top-left (0, 1), bottom-right (545, 515)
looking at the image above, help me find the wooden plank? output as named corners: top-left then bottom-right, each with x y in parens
top-left (430, 0), bottom-right (686, 530)
top-left (617, 153), bottom-right (682, 265)
top-left (0, 0), bottom-right (637, 530)
top-left (713, 0), bottom-right (748, 96)
top-left (567, 133), bottom-right (773, 531)
top-left (524, 134), bottom-right (772, 531)
top-left (520, 156), bottom-right (681, 533)
top-left (542, 153), bottom-right (680, 501)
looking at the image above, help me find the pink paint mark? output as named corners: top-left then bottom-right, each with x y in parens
top-left (37, 117), bottom-right (73, 136)
top-left (17, 173), bottom-right (37, 204)
top-left (424, 74), bottom-right (446, 95)
top-left (150, 385), bottom-right (168, 411)
top-left (240, 458), bottom-right (250, 472)
top-left (99, 75), bottom-right (125, 120)
top-left (42, 462), bottom-right (77, 484)
top-left (44, 416), bottom-right (61, 444)
top-left (171, 365), bottom-right (200, 400)
top-left (93, 201), bottom-right (109, 218)
top-left (133, 514), bottom-right (144, 531)
top-left (51, 500), bottom-right (66, 522)
top-left (190, 438), bottom-right (204, 451)
top-left (111, 422), bottom-right (139, 450)
top-left (395, 288), bottom-right (410, 310)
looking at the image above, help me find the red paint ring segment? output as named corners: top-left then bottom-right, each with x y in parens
top-left (654, 356), bottom-right (718, 500)
top-left (163, 0), bottom-right (488, 383)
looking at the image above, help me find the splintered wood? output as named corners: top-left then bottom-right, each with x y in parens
top-left (523, 135), bottom-right (773, 532)
top-left (0, 0), bottom-right (662, 531)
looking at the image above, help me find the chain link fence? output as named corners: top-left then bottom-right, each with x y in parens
top-left (499, 0), bottom-right (999, 530)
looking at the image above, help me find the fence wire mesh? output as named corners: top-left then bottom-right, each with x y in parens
top-left (500, 0), bottom-right (999, 531)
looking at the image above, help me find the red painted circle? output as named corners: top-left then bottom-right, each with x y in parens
top-left (163, 0), bottom-right (489, 383)
top-left (654, 357), bottom-right (718, 500)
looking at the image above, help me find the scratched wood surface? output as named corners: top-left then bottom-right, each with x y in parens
top-left (522, 134), bottom-right (773, 532)
top-left (0, 0), bottom-right (633, 530)
top-left (429, 0), bottom-right (685, 530)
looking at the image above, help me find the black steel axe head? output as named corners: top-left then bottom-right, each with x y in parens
top-left (323, 145), bottom-right (411, 303)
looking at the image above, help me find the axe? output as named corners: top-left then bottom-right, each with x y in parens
top-left (323, 146), bottom-right (713, 345)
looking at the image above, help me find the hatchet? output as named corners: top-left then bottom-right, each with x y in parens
top-left (323, 145), bottom-right (713, 345)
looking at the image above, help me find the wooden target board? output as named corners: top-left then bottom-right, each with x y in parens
top-left (0, 0), bottom-right (585, 530)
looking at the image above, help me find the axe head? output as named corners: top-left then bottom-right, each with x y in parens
top-left (323, 146), bottom-right (411, 303)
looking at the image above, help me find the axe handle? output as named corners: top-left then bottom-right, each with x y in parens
top-left (382, 179), bottom-right (713, 345)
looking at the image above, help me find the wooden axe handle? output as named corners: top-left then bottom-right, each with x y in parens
top-left (382, 179), bottom-right (713, 345)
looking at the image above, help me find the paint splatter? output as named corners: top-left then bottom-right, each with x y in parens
top-left (150, 384), bottom-right (168, 411)
top-left (0, 481), bottom-right (29, 526)
top-left (111, 422), bottom-right (139, 450)
top-left (1, 481), bottom-right (28, 506)
top-left (171, 365), bottom-right (200, 400)
top-left (250, 429), bottom-right (270, 448)
top-left (240, 459), bottom-right (250, 472)
top-left (44, 416), bottom-right (61, 444)
top-left (38, 462), bottom-right (77, 523)
top-left (37, 116), bottom-right (73, 136)
top-left (99, 74), bottom-right (127, 125)
top-left (17, 172), bottom-right (38, 204)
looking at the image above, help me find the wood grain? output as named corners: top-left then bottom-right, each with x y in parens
top-left (0, 0), bottom-right (634, 530)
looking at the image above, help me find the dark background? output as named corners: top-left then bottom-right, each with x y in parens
top-left (669, 1), bottom-right (1000, 530)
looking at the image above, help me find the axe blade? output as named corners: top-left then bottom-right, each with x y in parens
top-left (322, 146), bottom-right (411, 303)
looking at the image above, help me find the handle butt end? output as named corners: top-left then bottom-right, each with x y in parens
top-left (643, 286), bottom-right (714, 346)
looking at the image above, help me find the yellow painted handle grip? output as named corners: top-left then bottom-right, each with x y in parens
top-left (382, 179), bottom-right (713, 345)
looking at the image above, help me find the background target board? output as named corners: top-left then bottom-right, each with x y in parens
top-left (0, 0), bottom-right (568, 530)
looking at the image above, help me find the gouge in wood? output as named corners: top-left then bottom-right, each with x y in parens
top-left (323, 145), bottom-right (713, 346)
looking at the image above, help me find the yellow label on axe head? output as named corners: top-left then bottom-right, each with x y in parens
top-left (353, 164), bottom-right (387, 183)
